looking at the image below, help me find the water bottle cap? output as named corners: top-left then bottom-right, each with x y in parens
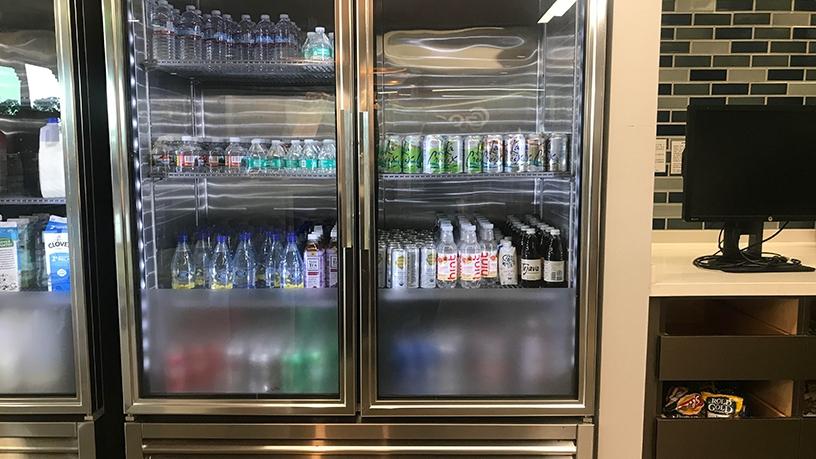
top-left (271, 231), bottom-right (280, 240)
top-left (307, 31), bottom-right (316, 37)
top-left (178, 233), bottom-right (188, 242)
top-left (240, 232), bottom-right (251, 241)
top-left (323, 139), bottom-right (333, 144)
top-left (551, 229), bottom-right (561, 236)
top-left (291, 139), bottom-right (301, 144)
top-left (216, 234), bottom-right (227, 243)
top-left (280, 13), bottom-right (289, 19)
top-left (305, 138), bottom-right (315, 142)
top-left (315, 26), bottom-right (325, 33)
top-left (260, 14), bottom-right (270, 20)
top-left (271, 139), bottom-right (281, 144)
top-left (485, 223), bottom-right (494, 229)
top-left (251, 138), bottom-right (263, 144)
top-left (47, 117), bottom-right (59, 123)
top-left (287, 232), bottom-right (297, 242)
top-left (211, 9), bottom-right (221, 15)
top-left (185, 4), bottom-right (196, 10)
top-left (181, 135), bottom-right (193, 142)
top-left (525, 228), bottom-right (536, 234)
top-left (223, 14), bottom-right (232, 19)
top-left (158, 0), bottom-right (168, 4)
top-left (308, 233), bottom-right (319, 241)
top-left (241, 14), bottom-right (251, 19)
top-left (229, 137), bottom-right (240, 142)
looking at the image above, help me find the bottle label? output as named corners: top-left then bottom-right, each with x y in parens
top-left (543, 260), bottom-right (565, 283)
top-left (312, 47), bottom-right (333, 59)
top-left (285, 159), bottom-right (300, 169)
top-left (304, 251), bottom-right (323, 288)
top-left (436, 253), bottom-right (458, 282)
top-left (486, 251), bottom-right (498, 279)
top-left (268, 157), bottom-right (282, 170)
top-left (460, 254), bottom-right (479, 282)
top-left (499, 248), bottom-right (517, 285)
top-left (520, 258), bottom-right (542, 281)
top-left (179, 154), bottom-right (196, 168)
top-left (227, 155), bottom-right (244, 169)
top-left (319, 159), bottom-right (336, 170)
top-left (303, 159), bottom-right (318, 170)
top-left (328, 249), bottom-right (338, 287)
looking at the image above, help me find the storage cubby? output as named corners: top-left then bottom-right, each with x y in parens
top-left (661, 297), bottom-right (799, 336)
top-left (660, 380), bottom-right (793, 419)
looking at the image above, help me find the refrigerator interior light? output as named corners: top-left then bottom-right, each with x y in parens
top-left (538, 0), bottom-right (576, 24)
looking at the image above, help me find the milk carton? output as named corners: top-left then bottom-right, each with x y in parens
top-left (0, 221), bottom-right (20, 291)
top-left (42, 216), bottom-right (70, 292)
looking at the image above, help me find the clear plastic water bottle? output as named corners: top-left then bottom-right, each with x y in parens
top-left (479, 223), bottom-right (498, 287)
top-left (302, 31), bottom-right (316, 60)
top-left (236, 14), bottom-right (254, 61)
top-left (150, 136), bottom-right (173, 174)
top-left (232, 232), bottom-right (256, 289)
top-left (274, 14), bottom-right (297, 61)
top-left (150, 0), bottom-right (176, 60)
top-left (225, 137), bottom-right (246, 173)
top-left (176, 5), bottom-right (203, 62)
top-left (192, 231), bottom-right (211, 288)
top-left (266, 140), bottom-right (285, 171)
top-left (253, 14), bottom-right (275, 61)
top-left (280, 232), bottom-right (304, 288)
top-left (247, 138), bottom-right (266, 173)
top-left (285, 140), bottom-right (302, 171)
top-left (175, 136), bottom-right (200, 172)
top-left (256, 230), bottom-right (273, 288)
top-left (210, 234), bottom-right (233, 289)
top-left (458, 224), bottom-right (481, 288)
top-left (319, 139), bottom-right (336, 172)
top-left (171, 233), bottom-right (194, 289)
top-left (264, 232), bottom-right (284, 288)
top-left (436, 223), bottom-right (458, 288)
top-left (311, 27), bottom-right (333, 62)
top-left (222, 14), bottom-right (237, 61)
top-left (302, 139), bottom-right (319, 171)
top-left (203, 10), bottom-right (226, 62)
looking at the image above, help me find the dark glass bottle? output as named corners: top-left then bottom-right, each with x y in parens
top-left (519, 228), bottom-right (542, 288)
top-left (543, 229), bottom-right (566, 288)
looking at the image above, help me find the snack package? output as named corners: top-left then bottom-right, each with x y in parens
top-left (42, 216), bottom-right (70, 292)
top-left (702, 392), bottom-right (745, 418)
top-left (663, 386), bottom-right (705, 418)
top-left (0, 221), bottom-right (20, 291)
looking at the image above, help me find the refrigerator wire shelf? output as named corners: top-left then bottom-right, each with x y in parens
top-left (0, 196), bottom-right (66, 205)
top-left (143, 59), bottom-right (336, 85)
top-left (378, 171), bottom-right (570, 181)
top-left (148, 170), bottom-right (337, 180)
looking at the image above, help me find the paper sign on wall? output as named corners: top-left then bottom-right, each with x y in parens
top-left (655, 139), bottom-right (667, 173)
top-left (670, 140), bottom-right (685, 175)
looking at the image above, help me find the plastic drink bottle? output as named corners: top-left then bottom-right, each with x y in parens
top-left (303, 232), bottom-right (324, 288)
top-left (480, 223), bottom-right (498, 286)
top-left (232, 232), bottom-right (256, 288)
top-left (222, 14), bottom-right (237, 60)
top-left (319, 139), bottom-right (336, 172)
top-left (237, 14), bottom-right (255, 61)
top-left (203, 10), bottom-right (225, 61)
top-left (225, 137), bottom-right (246, 172)
top-left (171, 234), bottom-right (194, 289)
top-left (150, 0), bottom-right (176, 60)
top-left (458, 224), bottom-right (480, 288)
top-left (210, 235), bottom-right (233, 289)
top-left (285, 140), bottom-right (303, 170)
top-left (266, 140), bottom-right (284, 171)
top-left (191, 231), bottom-right (211, 288)
top-left (436, 223), bottom-right (458, 288)
top-left (280, 232), bottom-right (304, 288)
top-left (265, 232), bottom-right (284, 287)
top-left (253, 14), bottom-right (274, 61)
top-left (176, 5), bottom-right (202, 62)
top-left (543, 229), bottom-right (566, 287)
top-left (247, 139), bottom-right (266, 173)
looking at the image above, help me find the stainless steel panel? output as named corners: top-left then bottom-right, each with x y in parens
top-left (0, 422), bottom-right (85, 459)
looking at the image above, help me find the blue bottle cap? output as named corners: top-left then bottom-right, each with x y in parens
top-left (216, 234), bottom-right (227, 243)
top-left (178, 233), bottom-right (188, 243)
top-left (287, 232), bottom-right (297, 243)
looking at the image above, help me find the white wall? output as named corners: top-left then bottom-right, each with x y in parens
top-left (596, 0), bottom-right (660, 457)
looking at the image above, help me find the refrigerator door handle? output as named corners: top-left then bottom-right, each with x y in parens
top-left (359, 111), bottom-right (372, 251)
top-left (340, 108), bottom-right (355, 249)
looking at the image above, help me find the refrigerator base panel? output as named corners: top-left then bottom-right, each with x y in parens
top-left (0, 421), bottom-right (95, 458)
top-left (125, 422), bottom-right (594, 458)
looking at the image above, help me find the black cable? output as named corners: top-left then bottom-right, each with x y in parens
top-left (693, 222), bottom-right (800, 271)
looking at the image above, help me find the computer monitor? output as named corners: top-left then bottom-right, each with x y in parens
top-left (683, 105), bottom-right (816, 273)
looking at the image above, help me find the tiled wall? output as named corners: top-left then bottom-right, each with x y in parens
top-left (655, 0), bottom-right (816, 230)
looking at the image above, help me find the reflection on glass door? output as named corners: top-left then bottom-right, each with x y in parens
top-left (0, 0), bottom-right (77, 397)
top-left (113, 0), bottom-right (351, 407)
top-left (368, 0), bottom-right (587, 402)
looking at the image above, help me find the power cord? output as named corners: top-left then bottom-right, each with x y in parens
top-left (693, 222), bottom-right (804, 271)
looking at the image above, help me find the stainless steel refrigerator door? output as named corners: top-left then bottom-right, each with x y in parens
top-left (103, 0), bottom-right (356, 415)
top-left (358, 0), bottom-right (606, 416)
top-left (0, 0), bottom-right (93, 415)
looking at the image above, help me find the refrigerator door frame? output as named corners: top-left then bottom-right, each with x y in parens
top-left (357, 0), bottom-right (607, 416)
top-left (102, 0), bottom-right (357, 416)
top-left (0, 0), bottom-right (94, 416)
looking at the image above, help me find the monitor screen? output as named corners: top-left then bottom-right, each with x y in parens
top-left (683, 105), bottom-right (816, 222)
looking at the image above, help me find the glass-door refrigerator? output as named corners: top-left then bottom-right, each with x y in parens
top-left (358, 0), bottom-right (604, 418)
top-left (0, 0), bottom-right (120, 456)
top-left (103, 0), bottom-right (355, 418)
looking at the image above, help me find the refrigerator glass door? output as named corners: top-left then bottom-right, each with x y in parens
top-left (0, 0), bottom-right (87, 409)
top-left (360, 0), bottom-right (601, 414)
top-left (106, 0), bottom-right (354, 414)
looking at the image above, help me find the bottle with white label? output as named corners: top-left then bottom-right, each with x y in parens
top-left (458, 224), bottom-right (480, 288)
top-left (303, 232), bottom-right (324, 288)
top-left (436, 223), bottom-right (458, 288)
top-left (479, 223), bottom-right (498, 287)
top-left (498, 239), bottom-right (517, 286)
top-left (543, 229), bottom-right (566, 287)
top-left (326, 226), bottom-right (338, 287)
top-left (519, 228), bottom-right (542, 288)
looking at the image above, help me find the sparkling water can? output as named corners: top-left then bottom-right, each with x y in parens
top-left (422, 135), bottom-right (445, 174)
top-left (548, 133), bottom-right (570, 172)
top-left (401, 135), bottom-right (422, 173)
top-left (444, 135), bottom-right (463, 174)
top-left (526, 134), bottom-right (543, 172)
top-left (404, 244), bottom-right (420, 288)
top-left (504, 134), bottom-right (528, 173)
top-left (382, 135), bottom-right (403, 173)
top-left (483, 135), bottom-right (503, 173)
top-left (390, 247), bottom-right (407, 289)
top-left (464, 135), bottom-right (483, 174)
top-left (420, 243), bottom-right (437, 288)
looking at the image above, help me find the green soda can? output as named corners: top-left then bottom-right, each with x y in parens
top-left (382, 135), bottom-right (403, 173)
top-left (464, 135), bottom-right (483, 174)
top-left (422, 135), bottom-right (445, 174)
top-left (401, 135), bottom-right (422, 173)
top-left (444, 135), bottom-right (463, 173)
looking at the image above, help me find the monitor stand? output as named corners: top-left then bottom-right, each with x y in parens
top-left (714, 221), bottom-right (814, 273)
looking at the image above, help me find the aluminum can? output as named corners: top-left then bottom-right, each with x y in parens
top-left (404, 243), bottom-right (420, 288)
top-left (381, 135), bottom-right (403, 173)
top-left (444, 135), bottom-right (463, 174)
top-left (390, 247), bottom-right (408, 288)
top-left (377, 242), bottom-right (386, 288)
top-left (526, 134), bottom-right (543, 172)
top-left (464, 135), bottom-right (483, 174)
top-left (386, 242), bottom-right (400, 288)
top-left (483, 135), bottom-right (503, 173)
top-left (548, 133), bottom-right (570, 172)
top-left (504, 134), bottom-right (528, 173)
top-left (401, 135), bottom-right (423, 173)
top-left (420, 243), bottom-right (437, 288)
top-left (422, 135), bottom-right (445, 174)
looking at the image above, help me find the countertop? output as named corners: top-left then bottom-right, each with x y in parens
top-left (651, 230), bottom-right (816, 297)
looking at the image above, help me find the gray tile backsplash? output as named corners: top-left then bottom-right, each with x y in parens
top-left (655, 0), bottom-right (816, 229)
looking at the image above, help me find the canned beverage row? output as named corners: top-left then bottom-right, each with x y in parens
top-left (378, 133), bottom-right (570, 175)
